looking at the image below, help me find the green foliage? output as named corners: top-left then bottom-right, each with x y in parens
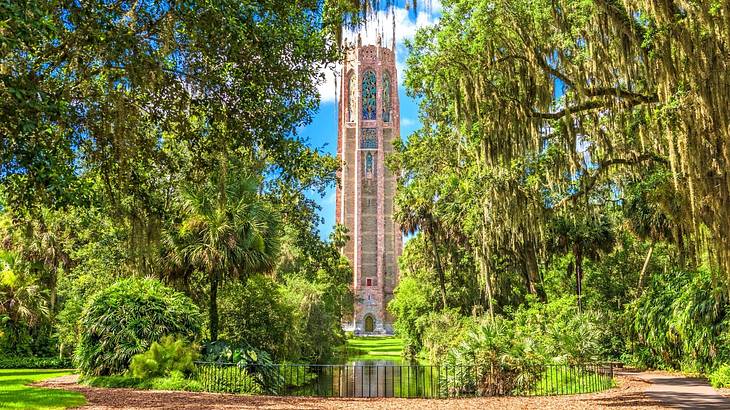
top-left (0, 355), bottom-right (72, 369)
top-left (280, 275), bottom-right (345, 363)
top-left (512, 296), bottom-right (601, 365)
top-left (167, 170), bottom-right (281, 342)
top-left (0, 251), bottom-right (49, 354)
top-left (530, 367), bottom-right (614, 395)
top-left (421, 309), bottom-right (476, 364)
top-left (627, 268), bottom-right (729, 372)
top-left (196, 364), bottom-right (263, 394)
top-left (709, 364), bottom-right (730, 388)
top-left (83, 373), bottom-right (205, 392)
top-left (2, 0), bottom-right (341, 213)
top-left (75, 278), bottom-right (201, 376)
top-left (129, 336), bottom-right (199, 379)
top-left (1, 0), bottom-right (346, 367)
top-left (200, 340), bottom-right (280, 394)
top-left (0, 369), bottom-right (86, 410)
top-left (218, 276), bottom-right (293, 359)
top-left (445, 318), bottom-right (545, 395)
top-left (388, 275), bottom-right (436, 356)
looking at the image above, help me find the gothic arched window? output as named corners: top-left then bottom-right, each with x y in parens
top-left (382, 71), bottom-right (392, 123)
top-left (365, 152), bottom-right (373, 174)
top-left (361, 128), bottom-right (377, 148)
top-left (362, 70), bottom-right (376, 120)
top-left (347, 73), bottom-right (356, 122)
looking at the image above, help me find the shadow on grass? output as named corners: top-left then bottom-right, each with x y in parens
top-left (0, 369), bottom-right (74, 378)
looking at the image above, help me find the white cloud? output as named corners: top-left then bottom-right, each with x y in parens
top-left (317, 62), bottom-right (342, 103)
top-left (317, 5), bottom-right (440, 102)
top-left (401, 117), bottom-right (416, 127)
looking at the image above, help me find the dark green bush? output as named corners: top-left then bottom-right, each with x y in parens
top-left (75, 278), bottom-right (202, 376)
top-left (218, 276), bottom-right (294, 360)
top-left (129, 336), bottom-right (199, 379)
top-left (0, 355), bottom-right (73, 369)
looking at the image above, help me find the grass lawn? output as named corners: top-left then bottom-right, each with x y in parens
top-left (344, 336), bottom-right (404, 361)
top-left (0, 369), bottom-right (86, 409)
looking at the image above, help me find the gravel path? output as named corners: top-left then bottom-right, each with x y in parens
top-left (633, 371), bottom-right (730, 409)
top-left (35, 374), bottom-right (665, 409)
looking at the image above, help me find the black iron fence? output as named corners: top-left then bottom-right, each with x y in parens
top-left (194, 361), bottom-right (614, 398)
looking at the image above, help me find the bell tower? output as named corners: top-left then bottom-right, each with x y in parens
top-left (337, 34), bottom-right (402, 335)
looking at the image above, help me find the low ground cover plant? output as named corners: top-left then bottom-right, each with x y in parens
top-left (0, 355), bottom-right (72, 369)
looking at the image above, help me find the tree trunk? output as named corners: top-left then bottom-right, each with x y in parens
top-left (427, 226), bottom-right (448, 310)
top-left (574, 245), bottom-right (583, 313)
top-left (49, 268), bottom-right (57, 318)
top-left (209, 273), bottom-right (219, 341)
top-left (522, 245), bottom-right (540, 297)
top-left (478, 245), bottom-right (494, 319)
top-left (637, 242), bottom-right (655, 293)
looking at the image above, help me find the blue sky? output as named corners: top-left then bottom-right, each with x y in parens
top-left (298, 4), bottom-right (441, 239)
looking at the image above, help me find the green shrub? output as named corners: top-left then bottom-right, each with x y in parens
top-left (513, 295), bottom-right (601, 365)
top-left (627, 268), bottom-right (729, 372)
top-left (149, 374), bottom-right (204, 392)
top-left (129, 336), bottom-right (199, 379)
top-left (83, 373), bottom-right (205, 392)
top-left (709, 364), bottom-right (730, 388)
top-left (75, 278), bottom-right (202, 376)
top-left (218, 276), bottom-right (294, 360)
top-left (201, 341), bottom-right (280, 393)
top-left (445, 317), bottom-right (545, 396)
top-left (421, 308), bottom-right (476, 364)
top-left (0, 355), bottom-right (73, 369)
top-left (83, 375), bottom-right (145, 388)
top-left (387, 276), bottom-right (435, 355)
top-left (197, 365), bottom-right (263, 394)
top-left (280, 275), bottom-right (345, 363)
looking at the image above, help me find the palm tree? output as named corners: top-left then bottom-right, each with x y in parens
top-left (549, 212), bottom-right (615, 312)
top-left (167, 171), bottom-right (280, 341)
top-left (0, 251), bottom-right (48, 352)
top-left (394, 184), bottom-right (448, 310)
top-left (17, 209), bottom-right (71, 317)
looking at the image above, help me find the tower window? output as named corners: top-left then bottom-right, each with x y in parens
top-left (348, 73), bottom-right (357, 122)
top-left (362, 70), bottom-right (376, 120)
top-left (365, 152), bottom-right (373, 175)
top-left (382, 71), bottom-right (392, 123)
top-left (361, 128), bottom-right (377, 148)
top-left (366, 278), bottom-right (372, 286)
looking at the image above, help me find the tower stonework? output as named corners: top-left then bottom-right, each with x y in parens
top-left (337, 35), bottom-right (402, 335)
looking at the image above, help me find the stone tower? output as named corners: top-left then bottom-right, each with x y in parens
top-left (336, 34), bottom-right (402, 335)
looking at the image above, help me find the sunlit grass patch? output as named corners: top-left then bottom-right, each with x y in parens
top-left (0, 369), bottom-right (86, 409)
top-left (345, 336), bottom-right (403, 358)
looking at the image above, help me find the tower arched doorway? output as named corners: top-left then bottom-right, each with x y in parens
top-left (364, 315), bottom-right (375, 333)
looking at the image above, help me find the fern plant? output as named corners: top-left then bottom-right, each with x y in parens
top-left (129, 336), bottom-right (199, 379)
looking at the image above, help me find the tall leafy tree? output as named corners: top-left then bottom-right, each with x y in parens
top-left (166, 165), bottom-right (280, 341)
top-left (404, 0), bottom-right (730, 290)
top-left (1, 0), bottom-right (340, 275)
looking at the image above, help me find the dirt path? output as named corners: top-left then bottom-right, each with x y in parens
top-left (36, 374), bottom-right (665, 409)
top-left (631, 372), bottom-right (730, 409)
